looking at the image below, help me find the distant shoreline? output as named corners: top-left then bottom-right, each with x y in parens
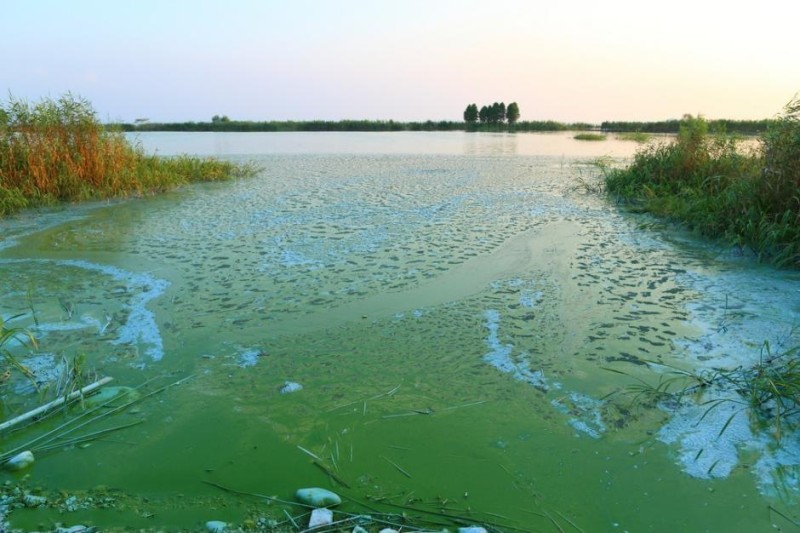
top-left (110, 118), bottom-right (772, 135)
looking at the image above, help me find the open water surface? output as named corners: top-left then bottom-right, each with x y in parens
top-left (1, 131), bottom-right (799, 531)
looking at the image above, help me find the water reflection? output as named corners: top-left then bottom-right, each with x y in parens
top-left (128, 130), bottom-right (641, 158)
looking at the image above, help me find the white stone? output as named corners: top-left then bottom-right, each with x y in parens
top-left (295, 487), bottom-right (341, 507)
top-left (308, 508), bottom-right (333, 527)
top-left (378, 529), bottom-right (399, 533)
top-left (459, 528), bottom-right (488, 533)
top-left (352, 527), bottom-right (369, 533)
top-left (205, 520), bottom-right (226, 533)
top-left (5, 450), bottom-right (35, 471)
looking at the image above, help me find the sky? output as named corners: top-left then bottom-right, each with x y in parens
top-left (3, 0), bottom-right (799, 123)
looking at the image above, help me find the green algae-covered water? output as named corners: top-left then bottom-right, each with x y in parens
top-left (1, 132), bottom-right (799, 532)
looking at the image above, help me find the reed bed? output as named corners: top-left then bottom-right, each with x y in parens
top-left (605, 96), bottom-right (800, 268)
top-left (0, 93), bottom-right (256, 216)
top-left (573, 132), bottom-right (607, 141)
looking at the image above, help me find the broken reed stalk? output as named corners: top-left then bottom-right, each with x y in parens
top-left (0, 376), bottom-right (113, 432)
top-left (0, 374), bottom-right (191, 462)
top-left (381, 455), bottom-right (412, 478)
top-left (553, 508), bottom-right (585, 533)
top-left (202, 480), bottom-right (310, 508)
top-left (283, 509), bottom-right (300, 529)
top-left (375, 499), bottom-right (530, 533)
top-left (32, 420), bottom-right (144, 453)
top-left (297, 445), bottom-right (323, 462)
top-left (326, 384), bottom-right (401, 412)
top-left (769, 505), bottom-right (800, 527)
top-left (205, 480), bottom-right (512, 533)
top-left (543, 510), bottom-right (565, 533)
top-left (313, 460), bottom-right (351, 488)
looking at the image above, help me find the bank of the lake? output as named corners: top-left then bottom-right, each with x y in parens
top-left (605, 99), bottom-right (800, 269)
top-left (0, 94), bottom-right (256, 217)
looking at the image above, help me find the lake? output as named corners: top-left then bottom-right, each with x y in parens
top-left (1, 131), bottom-right (798, 531)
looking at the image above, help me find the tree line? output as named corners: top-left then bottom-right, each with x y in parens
top-left (601, 118), bottom-right (773, 135)
top-left (463, 102), bottom-right (520, 125)
top-left (111, 114), bottom-right (770, 135)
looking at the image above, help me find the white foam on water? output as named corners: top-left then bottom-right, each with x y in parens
top-left (655, 267), bottom-right (800, 493)
top-left (280, 249), bottom-right (322, 268)
top-left (519, 290), bottom-right (543, 309)
top-left (754, 437), bottom-right (800, 497)
top-left (0, 258), bottom-right (168, 362)
top-left (60, 260), bottom-right (169, 362)
top-left (483, 310), bottom-right (548, 390)
top-left (483, 309), bottom-right (604, 437)
top-left (237, 348), bottom-right (262, 368)
top-left (550, 392), bottom-right (606, 439)
top-left (657, 390), bottom-right (754, 479)
top-left (0, 238), bottom-right (19, 251)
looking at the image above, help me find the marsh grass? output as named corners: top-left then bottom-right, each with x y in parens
top-left (0, 93), bottom-right (257, 216)
top-left (574, 132), bottom-right (607, 141)
top-left (605, 96), bottom-right (800, 268)
top-left (0, 315), bottom-right (37, 387)
top-left (607, 342), bottom-right (800, 442)
top-left (616, 132), bottom-right (652, 143)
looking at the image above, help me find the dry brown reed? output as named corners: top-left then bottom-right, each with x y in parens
top-left (0, 93), bottom-right (255, 215)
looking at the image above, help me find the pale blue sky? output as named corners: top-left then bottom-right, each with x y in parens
top-left (3, 0), bottom-right (798, 123)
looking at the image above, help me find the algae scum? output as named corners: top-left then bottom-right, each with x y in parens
top-left (1, 132), bottom-right (799, 531)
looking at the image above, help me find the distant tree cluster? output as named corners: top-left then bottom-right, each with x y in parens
top-left (463, 102), bottom-right (520, 125)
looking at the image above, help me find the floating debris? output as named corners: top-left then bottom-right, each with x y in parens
top-left (280, 381), bottom-right (303, 394)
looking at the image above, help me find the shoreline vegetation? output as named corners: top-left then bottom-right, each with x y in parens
top-left (604, 95), bottom-right (799, 269)
top-left (0, 94), bottom-right (257, 217)
top-left (114, 117), bottom-right (773, 135)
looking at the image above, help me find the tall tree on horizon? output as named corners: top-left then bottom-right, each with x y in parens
top-left (506, 102), bottom-right (520, 124)
top-left (478, 105), bottom-right (489, 124)
top-left (463, 103), bottom-right (479, 124)
top-left (483, 102), bottom-right (506, 124)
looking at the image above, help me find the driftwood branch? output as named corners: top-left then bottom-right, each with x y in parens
top-left (0, 376), bottom-right (113, 432)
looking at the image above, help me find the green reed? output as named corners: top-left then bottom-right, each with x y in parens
top-left (605, 96), bottom-right (800, 269)
top-left (0, 314), bottom-right (37, 386)
top-left (0, 93), bottom-right (257, 216)
top-left (573, 132), bottom-right (607, 141)
top-left (615, 132), bottom-right (652, 143)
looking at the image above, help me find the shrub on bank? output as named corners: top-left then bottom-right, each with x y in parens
top-left (605, 97), bottom-right (800, 268)
top-left (0, 93), bottom-right (255, 216)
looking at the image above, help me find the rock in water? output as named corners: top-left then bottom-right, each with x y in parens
top-left (308, 508), bottom-right (333, 527)
top-left (295, 487), bottom-right (341, 507)
top-left (459, 528), bottom-right (488, 533)
top-left (5, 450), bottom-right (35, 471)
top-left (205, 520), bottom-right (226, 533)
